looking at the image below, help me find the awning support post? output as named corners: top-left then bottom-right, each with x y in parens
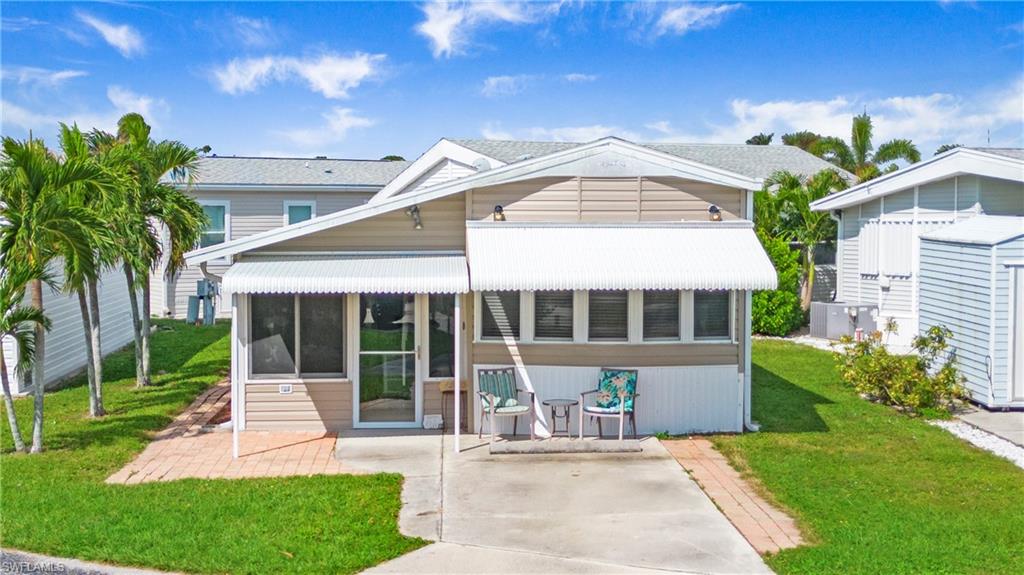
top-left (453, 294), bottom-right (461, 454)
top-left (231, 293), bottom-right (240, 458)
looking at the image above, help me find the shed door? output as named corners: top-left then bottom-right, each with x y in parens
top-left (1013, 268), bottom-right (1024, 402)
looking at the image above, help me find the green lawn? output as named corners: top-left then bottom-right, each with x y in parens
top-left (0, 320), bottom-right (425, 574)
top-left (714, 340), bottom-right (1024, 575)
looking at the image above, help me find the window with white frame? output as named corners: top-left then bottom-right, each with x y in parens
top-left (285, 201), bottom-right (315, 225)
top-left (693, 290), bottom-right (731, 340)
top-left (588, 290), bottom-right (628, 342)
top-left (480, 291), bottom-right (520, 340)
top-left (643, 290), bottom-right (680, 341)
top-left (199, 201), bottom-right (228, 248)
top-left (250, 294), bottom-right (345, 378)
top-left (534, 290), bottom-right (573, 341)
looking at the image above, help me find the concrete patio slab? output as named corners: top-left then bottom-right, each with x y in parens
top-left (958, 408), bottom-right (1024, 447)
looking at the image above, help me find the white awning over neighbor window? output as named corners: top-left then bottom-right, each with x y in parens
top-left (222, 253), bottom-right (470, 294)
top-left (466, 221), bottom-right (778, 291)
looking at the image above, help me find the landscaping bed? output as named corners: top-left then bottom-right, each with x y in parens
top-left (714, 340), bottom-right (1024, 574)
top-left (0, 320), bottom-right (425, 574)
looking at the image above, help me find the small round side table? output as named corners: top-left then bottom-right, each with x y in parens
top-left (542, 398), bottom-right (578, 438)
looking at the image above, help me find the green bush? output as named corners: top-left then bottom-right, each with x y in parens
top-left (832, 324), bottom-right (968, 414)
top-left (752, 231), bottom-right (804, 336)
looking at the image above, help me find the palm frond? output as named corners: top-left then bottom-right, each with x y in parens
top-left (874, 139), bottom-right (921, 165)
top-left (851, 113), bottom-right (874, 169)
top-left (811, 137), bottom-right (856, 173)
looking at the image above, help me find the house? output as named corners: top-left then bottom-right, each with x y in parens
top-left (181, 136), bottom-right (844, 439)
top-left (811, 147), bottom-right (1024, 409)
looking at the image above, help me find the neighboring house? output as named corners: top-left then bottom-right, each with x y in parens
top-left (2, 265), bottom-right (136, 394)
top-left (183, 136), bottom-right (843, 437)
top-left (811, 147), bottom-right (1024, 409)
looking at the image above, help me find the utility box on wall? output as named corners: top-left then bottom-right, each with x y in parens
top-left (810, 302), bottom-right (878, 340)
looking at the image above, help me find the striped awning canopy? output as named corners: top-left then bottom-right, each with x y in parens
top-left (465, 221), bottom-right (777, 291)
top-left (222, 253), bottom-right (469, 294)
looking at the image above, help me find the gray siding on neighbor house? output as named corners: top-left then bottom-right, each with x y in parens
top-left (993, 238), bottom-right (1024, 402)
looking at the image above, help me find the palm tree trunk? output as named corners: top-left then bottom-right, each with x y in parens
top-left (123, 263), bottom-right (146, 387)
top-left (87, 278), bottom-right (104, 414)
top-left (801, 245), bottom-right (817, 310)
top-left (0, 339), bottom-right (27, 453)
top-left (30, 278), bottom-right (44, 453)
top-left (76, 289), bottom-right (101, 417)
top-left (140, 274), bottom-right (152, 385)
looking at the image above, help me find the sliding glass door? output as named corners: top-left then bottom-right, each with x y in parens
top-left (357, 294), bottom-right (419, 425)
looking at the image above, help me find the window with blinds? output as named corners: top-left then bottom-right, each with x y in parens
top-left (694, 290), bottom-right (730, 340)
top-left (535, 291), bottom-right (573, 340)
top-left (588, 290), bottom-right (628, 341)
top-left (643, 290), bottom-right (680, 341)
top-left (481, 291), bottom-right (520, 340)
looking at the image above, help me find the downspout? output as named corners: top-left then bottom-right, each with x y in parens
top-left (744, 188), bottom-right (759, 431)
top-left (199, 261), bottom-right (223, 284)
top-left (830, 210), bottom-right (842, 301)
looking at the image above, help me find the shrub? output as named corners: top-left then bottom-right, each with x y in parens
top-left (753, 231), bottom-right (804, 336)
top-left (832, 324), bottom-right (967, 414)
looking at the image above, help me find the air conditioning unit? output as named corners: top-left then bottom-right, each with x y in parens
top-left (810, 302), bottom-right (878, 340)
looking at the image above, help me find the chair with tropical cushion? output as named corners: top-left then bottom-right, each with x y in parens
top-left (579, 368), bottom-right (638, 440)
top-left (477, 367), bottom-right (535, 444)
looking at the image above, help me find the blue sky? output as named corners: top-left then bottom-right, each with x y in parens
top-left (2, 1), bottom-right (1022, 161)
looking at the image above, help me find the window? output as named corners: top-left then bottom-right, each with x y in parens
top-left (589, 290), bottom-right (628, 341)
top-left (694, 290), bottom-right (731, 340)
top-left (428, 294), bottom-right (455, 377)
top-left (285, 201), bottom-right (315, 225)
top-left (199, 202), bottom-right (228, 248)
top-left (535, 291), bottom-right (573, 341)
top-left (480, 291), bottom-right (520, 340)
top-left (643, 290), bottom-right (680, 341)
top-left (250, 294), bottom-right (345, 378)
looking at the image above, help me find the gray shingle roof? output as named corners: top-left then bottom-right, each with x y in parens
top-left (177, 156), bottom-right (411, 187)
top-left (968, 147), bottom-right (1024, 161)
top-left (450, 138), bottom-right (853, 181)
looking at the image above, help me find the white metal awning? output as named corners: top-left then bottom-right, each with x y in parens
top-left (466, 221), bottom-right (777, 291)
top-left (222, 253), bottom-right (469, 294)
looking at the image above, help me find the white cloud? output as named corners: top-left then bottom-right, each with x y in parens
top-left (415, 1), bottom-right (558, 58)
top-left (655, 3), bottom-right (742, 37)
top-left (232, 15), bottom-right (277, 48)
top-left (211, 52), bottom-right (384, 99)
top-left (1, 66), bottom-right (87, 89)
top-left (275, 107), bottom-right (374, 149)
top-left (2, 17), bottom-right (47, 32)
top-left (563, 73), bottom-right (597, 83)
top-left (76, 12), bottom-right (145, 58)
top-left (481, 74), bottom-right (532, 97)
top-left (2, 85), bottom-right (167, 138)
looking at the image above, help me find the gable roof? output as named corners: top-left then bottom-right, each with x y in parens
top-left (168, 156), bottom-right (411, 190)
top-left (451, 139), bottom-right (851, 181)
top-left (919, 215), bottom-right (1024, 246)
top-left (811, 147), bottom-right (1024, 212)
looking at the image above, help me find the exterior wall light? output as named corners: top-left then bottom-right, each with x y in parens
top-left (493, 205), bottom-right (506, 221)
top-left (406, 205), bottom-right (423, 229)
top-left (708, 204), bottom-right (722, 222)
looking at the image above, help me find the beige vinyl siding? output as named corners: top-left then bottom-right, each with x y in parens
top-left (266, 195), bottom-right (466, 251)
top-left (469, 177), bottom-right (742, 222)
top-left (471, 342), bottom-right (740, 367)
top-left (245, 381), bottom-right (352, 432)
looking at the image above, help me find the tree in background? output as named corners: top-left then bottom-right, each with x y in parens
top-left (0, 136), bottom-right (107, 452)
top-left (781, 131), bottom-right (822, 152)
top-left (745, 133), bottom-right (773, 146)
top-left (935, 144), bottom-right (963, 155)
top-left (380, 155), bottom-right (405, 161)
top-left (0, 262), bottom-right (52, 452)
top-left (811, 113), bottom-right (920, 181)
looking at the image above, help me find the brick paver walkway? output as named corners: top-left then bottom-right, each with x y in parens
top-left (106, 381), bottom-right (344, 485)
top-left (662, 438), bottom-right (804, 555)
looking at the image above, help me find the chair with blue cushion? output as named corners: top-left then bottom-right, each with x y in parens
top-left (579, 368), bottom-right (639, 440)
top-left (477, 367), bottom-right (535, 444)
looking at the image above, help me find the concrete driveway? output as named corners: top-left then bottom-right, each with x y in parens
top-left (340, 433), bottom-right (769, 574)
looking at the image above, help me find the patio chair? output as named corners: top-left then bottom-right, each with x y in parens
top-left (477, 367), bottom-right (535, 444)
top-left (579, 368), bottom-right (638, 440)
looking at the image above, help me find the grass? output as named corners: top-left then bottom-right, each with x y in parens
top-left (714, 340), bottom-right (1024, 575)
top-left (0, 320), bottom-right (425, 574)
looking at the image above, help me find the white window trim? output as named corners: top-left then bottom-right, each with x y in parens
top-left (248, 294), bottom-right (346, 381)
top-left (474, 291), bottom-right (524, 343)
top-left (199, 200), bottom-right (231, 263)
top-left (283, 200), bottom-right (316, 226)
top-left (692, 290), bottom-right (736, 343)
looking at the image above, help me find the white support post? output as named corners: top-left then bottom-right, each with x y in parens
top-left (231, 293), bottom-right (240, 459)
top-left (453, 294), bottom-right (461, 454)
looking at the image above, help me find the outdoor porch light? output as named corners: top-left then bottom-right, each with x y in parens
top-left (708, 204), bottom-right (722, 222)
top-left (493, 205), bottom-right (506, 221)
top-left (406, 205), bottom-right (423, 229)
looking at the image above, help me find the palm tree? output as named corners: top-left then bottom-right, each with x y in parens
top-left (811, 113), bottom-right (921, 181)
top-left (781, 131), bottom-right (822, 152)
top-left (935, 144), bottom-right (963, 155)
top-left (0, 136), bottom-right (107, 452)
top-left (766, 169), bottom-right (849, 310)
top-left (0, 261), bottom-right (52, 453)
top-left (90, 114), bottom-right (204, 387)
top-left (745, 133), bottom-right (773, 146)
